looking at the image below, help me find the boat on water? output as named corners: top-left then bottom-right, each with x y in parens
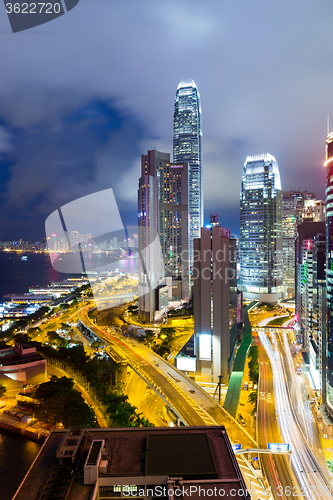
top-left (21, 256), bottom-right (28, 261)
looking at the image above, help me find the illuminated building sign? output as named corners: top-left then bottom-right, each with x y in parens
top-left (199, 334), bottom-right (211, 360)
top-left (268, 443), bottom-right (290, 451)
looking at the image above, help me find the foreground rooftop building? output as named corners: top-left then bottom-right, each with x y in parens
top-left (240, 154), bottom-right (283, 303)
top-left (14, 426), bottom-right (250, 500)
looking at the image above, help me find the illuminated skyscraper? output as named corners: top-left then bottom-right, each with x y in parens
top-left (141, 150), bottom-right (190, 300)
top-left (138, 157), bottom-right (166, 323)
top-left (240, 153), bottom-right (283, 303)
top-left (173, 80), bottom-right (202, 269)
top-left (325, 132), bottom-right (333, 416)
top-left (282, 190), bottom-right (316, 298)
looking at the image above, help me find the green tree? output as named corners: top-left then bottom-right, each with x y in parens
top-left (248, 345), bottom-right (259, 383)
top-left (47, 330), bottom-right (67, 348)
top-left (91, 340), bottom-right (103, 349)
top-left (14, 333), bottom-right (31, 344)
top-left (34, 376), bottom-right (98, 428)
top-left (248, 390), bottom-right (258, 405)
top-left (144, 330), bottom-right (155, 347)
top-left (0, 383), bottom-right (7, 398)
top-left (104, 392), bottom-right (152, 427)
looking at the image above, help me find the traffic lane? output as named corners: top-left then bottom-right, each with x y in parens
top-left (257, 341), bottom-right (296, 500)
top-left (276, 330), bottom-right (331, 484)
top-left (125, 371), bottom-right (165, 427)
top-left (258, 350), bottom-right (283, 500)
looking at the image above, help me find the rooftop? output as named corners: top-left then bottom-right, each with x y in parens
top-left (14, 426), bottom-right (250, 500)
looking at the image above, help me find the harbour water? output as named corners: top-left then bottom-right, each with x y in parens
top-left (0, 429), bottom-right (41, 500)
top-left (0, 251), bottom-right (66, 302)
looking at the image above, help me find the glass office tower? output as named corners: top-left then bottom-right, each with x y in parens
top-left (282, 190), bottom-right (315, 298)
top-left (173, 79), bottom-right (202, 270)
top-left (240, 153), bottom-right (283, 303)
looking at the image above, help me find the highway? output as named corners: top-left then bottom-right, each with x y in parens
top-left (125, 370), bottom-right (166, 426)
top-left (80, 304), bottom-right (274, 500)
top-left (80, 305), bottom-right (215, 427)
top-left (258, 328), bottom-right (332, 500)
top-left (79, 304), bottom-right (261, 444)
top-left (255, 332), bottom-right (298, 500)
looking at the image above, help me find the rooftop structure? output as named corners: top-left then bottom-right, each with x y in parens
top-left (13, 426), bottom-right (250, 500)
top-left (0, 343), bottom-right (46, 390)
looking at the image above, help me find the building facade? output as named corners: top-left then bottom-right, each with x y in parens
top-left (240, 154), bottom-right (283, 303)
top-left (325, 132), bottom-right (333, 415)
top-left (141, 150), bottom-right (190, 300)
top-left (303, 199), bottom-right (326, 222)
top-left (295, 222), bottom-right (325, 348)
top-left (138, 157), bottom-right (165, 323)
top-left (0, 343), bottom-right (46, 390)
top-left (282, 190), bottom-right (316, 298)
top-left (193, 220), bottom-right (237, 383)
top-left (173, 80), bottom-right (203, 270)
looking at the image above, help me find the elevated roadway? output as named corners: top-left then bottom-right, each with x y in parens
top-left (79, 304), bottom-right (276, 500)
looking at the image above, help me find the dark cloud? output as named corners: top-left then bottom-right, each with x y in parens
top-left (0, 97), bottom-right (149, 239)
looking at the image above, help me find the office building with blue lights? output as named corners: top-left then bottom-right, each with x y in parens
top-left (240, 154), bottom-right (283, 303)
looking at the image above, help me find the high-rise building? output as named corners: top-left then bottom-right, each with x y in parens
top-left (141, 150), bottom-right (190, 300)
top-left (173, 79), bottom-right (202, 270)
top-left (138, 157), bottom-right (165, 323)
top-left (240, 154), bottom-right (283, 303)
top-left (282, 191), bottom-right (316, 298)
top-left (295, 223), bottom-right (325, 389)
top-left (302, 199), bottom-right (326, 222)
top-left (193, 217), bottom-right (237, 383)
top-left (325, 132), bottom-right (333, 416)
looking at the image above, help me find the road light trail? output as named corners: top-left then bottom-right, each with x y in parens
top-left (258, 329), bottom-right (332, 500)
top-left (279, 330), bottom-right (313, 445)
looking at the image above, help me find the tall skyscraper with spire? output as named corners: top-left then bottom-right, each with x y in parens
top-left (173, 79), bottom-right (203, 269)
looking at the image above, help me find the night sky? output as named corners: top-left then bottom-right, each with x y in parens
top-left (0, 0), bottom-right (332, 240)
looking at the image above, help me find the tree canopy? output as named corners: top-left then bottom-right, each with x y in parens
top-left (34, 375), bottom-right (98, 428)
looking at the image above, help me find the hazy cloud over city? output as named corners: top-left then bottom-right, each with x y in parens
top-left (0, 0), bottom-right (332, 238)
